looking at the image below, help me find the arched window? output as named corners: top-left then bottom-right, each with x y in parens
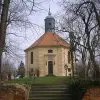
top-left (31, 52), bottom-right (33, 64)
top-left (68, 51), bottom-right (70, 63)
top-left (48, 50), bottom-right (53, 53)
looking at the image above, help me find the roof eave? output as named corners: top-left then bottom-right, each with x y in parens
top-left (24, 45), bottom-right (70, 52)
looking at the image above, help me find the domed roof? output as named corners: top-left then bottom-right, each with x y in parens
top-left (45, 15), bottom-right (54, 19)
top-left (45, 8), bottom-right (54, 19)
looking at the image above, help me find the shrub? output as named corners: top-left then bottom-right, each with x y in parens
top-left (68, 79), bottom-right (100, 100)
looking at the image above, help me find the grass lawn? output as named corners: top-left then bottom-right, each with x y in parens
top-left (8, 76), bottom-right (71, 85)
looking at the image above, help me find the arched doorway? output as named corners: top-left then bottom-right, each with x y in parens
top-left (48, 61), bottom-right (53, 75)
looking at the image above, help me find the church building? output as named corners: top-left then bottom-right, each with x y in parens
top-left (25, 10), bottom-right (75, 77)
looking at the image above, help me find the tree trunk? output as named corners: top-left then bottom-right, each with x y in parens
top-left (87, 33), bottom-right (99, 79)
top-left (89, 49), bottom-right (99, 79)
top-left (70, 46), bottom-right (74, 77)
top-left (81, 50), bottom-right (86, 79)
top-left (0, 51), bottom-right (2, 81)
top-left (0, 0), bottom-right (10, 82)
top-left (85, 17), bottom-right (99, 79)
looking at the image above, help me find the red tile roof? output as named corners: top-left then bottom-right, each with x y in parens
top-left (25, 32), bottom-right (70, 51)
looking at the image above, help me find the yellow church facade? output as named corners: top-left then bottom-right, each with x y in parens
top-left (25, 10), bottom-right (75, 77)
top-left (25, 33), bottom-right (73, 77)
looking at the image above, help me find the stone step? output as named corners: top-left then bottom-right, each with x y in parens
top-left (30, 90), bottom-right (70, 94)
top-left (31, 85), bottom-right (69, 88)
top-left (29, 98), bottom-right (71, 100)
top-left (28, 85), bottom-right (71, 100)
top-left (30, 88), bottom-right (70, 91)
top-left (29, 93), bottom-right (71, 97)
top-left (28, 96), bottom-right (71, 100)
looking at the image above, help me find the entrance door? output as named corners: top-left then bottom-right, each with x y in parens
top-left (48, 61), bottom-right (53, 75)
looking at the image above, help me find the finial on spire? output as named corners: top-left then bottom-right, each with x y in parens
top-left (48, 5), bottom-right (51, 15)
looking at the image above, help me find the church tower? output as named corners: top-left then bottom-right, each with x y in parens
top-left (45, 8), bottom-right (55, 33)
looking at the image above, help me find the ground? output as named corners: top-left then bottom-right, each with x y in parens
top-left (0, 76), bottom-right (70, 100)
top-left (9, 76), bottom-right (71, 85)
top-left (1, 76), bottom-right (100, 100)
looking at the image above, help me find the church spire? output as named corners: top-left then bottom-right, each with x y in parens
top-left (48, 7), bottom-right (51, 16)
top-left (45, 8), bottom-right (55, 33)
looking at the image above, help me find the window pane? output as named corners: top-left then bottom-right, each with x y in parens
top-left (68, 51), bottom-right (70, 63)
top-left (31, 52), bottom-right (33, 64)
top-left (48, 50), bottom-right (53, 53)
top-left (68, 68), bottom-right (71, 72)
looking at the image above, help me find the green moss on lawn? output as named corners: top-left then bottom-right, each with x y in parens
top-left (9, 76), bottom-right (71, 85)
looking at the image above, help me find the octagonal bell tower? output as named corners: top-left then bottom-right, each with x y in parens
top-left (45, 8), bottom-right (55, 33)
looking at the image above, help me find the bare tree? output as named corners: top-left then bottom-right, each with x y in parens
top-left (76, 0), bottom-right (100, 28)
top-left (0, 0), bottom-right (10, 81)
top-left (1, 57), bottom-right (16, 80)
top-left (0, 0), bottom-right (48, 82)
top-left (60, 0), bottom-right (100, 79)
